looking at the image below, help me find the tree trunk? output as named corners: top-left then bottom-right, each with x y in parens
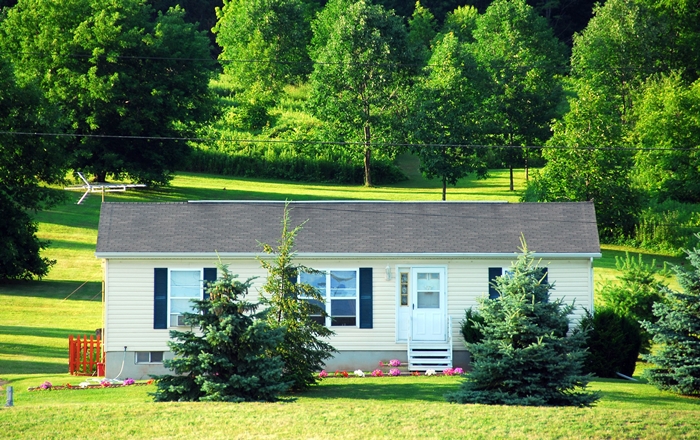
top-left (442, 176), bottom-right (447, 201)
top-left (93, 172), bottom-right (107, 183)
top-left (363, 124), bottom-right (372, 187)
top-left (509, 164), bottom-right (514, 191)
top-left (525, 147), bottom-right (529, 181)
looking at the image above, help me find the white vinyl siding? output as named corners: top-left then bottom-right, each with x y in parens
top-left (103, 257), bottom-right (594, 355)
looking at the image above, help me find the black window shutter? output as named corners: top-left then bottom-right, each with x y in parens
top-left (203, 267), bottom-right (217, 300)
top-left (541, 267), bottom-right (549, 285)
top-left (488, 267), bottom-right (502, 300)
top-left (359, 268), bottom-right (373, 329)
top-left (154, 268), bottom-right (168, 329)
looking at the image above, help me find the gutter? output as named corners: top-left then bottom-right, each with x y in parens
top-left (95, 252), bottom-right (602, 260)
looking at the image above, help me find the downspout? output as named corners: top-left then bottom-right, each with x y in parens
top-left (589, 257), bottom-right (595, 313)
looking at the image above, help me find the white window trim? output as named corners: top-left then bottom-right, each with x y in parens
top-left (167, 268), bottom-right (204, 328)
top-left (135, 351), bottom-right (164, 364)
top-left (301, 268), bottom-right (360, 328)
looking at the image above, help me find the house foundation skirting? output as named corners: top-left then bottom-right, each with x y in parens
top-left (104, 350), bottom-right (472, 380)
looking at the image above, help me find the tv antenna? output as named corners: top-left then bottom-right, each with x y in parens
top-left (64, 172), bottom-right (146, 204)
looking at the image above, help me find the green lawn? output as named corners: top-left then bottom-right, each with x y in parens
top-left (1, 374), bottom-right (699, 439)
top-left (1, 167), bottom-right (697, 438)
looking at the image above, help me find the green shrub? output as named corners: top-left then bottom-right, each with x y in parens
top-left (185, 145), bottom-right (406, 185)
top-left (596, 252), bottom-right (666, 352)
top-left (579, 308), bottom-right (642, 378)
top-left (459, 307), bottom-right (485, 344)
top-left (630, 200), bottom-right (700, 255)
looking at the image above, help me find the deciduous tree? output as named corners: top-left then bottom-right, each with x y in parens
top-left (469, 0), bottom-right (567, 190)
top-left (0, 58), bottom-right (66, 280)
top-left (214, 0), bottom-right (312, 101)
top-left (307, 0), bottom-right (413, 186)
top-left (1, 0), bottom-right (216, 185)
top-left (407, 32), bottom-right (488, 200)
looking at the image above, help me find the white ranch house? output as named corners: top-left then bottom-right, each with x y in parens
top-left (95, 200), bottom-right (600, 379)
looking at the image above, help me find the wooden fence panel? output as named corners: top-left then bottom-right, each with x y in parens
top-left (69, 334), bottom-right (102, 376)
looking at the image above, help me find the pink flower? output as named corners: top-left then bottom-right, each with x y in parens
top-left (443, 368), bottom-right (455, 376)
top-left (389, 359), bottom-right (401, 367)
top-left (123, 378), bottom-right (135, 386)
top-left (389, 368), bottom-right (401, 376)
top-left (40, 381), bottom-right (52, 390)
top-left (371, 369), bottom-right (384, 377)
top-left (319, 370), bottom-right (328, 378)
top-left (378, 361), bottom-right (384, 366)
top-left (454, 367), bottom-right (465, 375)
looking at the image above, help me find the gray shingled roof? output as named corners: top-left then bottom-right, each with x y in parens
top-left (95, 201), bottom-right (600, 256)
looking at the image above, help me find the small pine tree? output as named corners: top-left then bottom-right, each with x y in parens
top-left (446, 238), bottom-right (600, 407)
top-left (258, 202), bottom-right (337, 391)
top-left (597, 252), bottom-right (666, 352)
top-left (153, 264), bottom-right (291, 402)
top-left (641, 237), bottom-right (700, 396)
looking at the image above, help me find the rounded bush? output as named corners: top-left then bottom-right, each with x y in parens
top-left (580, 308), bottom-right (642, 378)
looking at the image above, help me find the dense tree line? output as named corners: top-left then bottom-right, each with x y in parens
top-left (1, 0), bottom-right (699, 279)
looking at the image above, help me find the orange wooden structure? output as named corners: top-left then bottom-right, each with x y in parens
top-left (69, 335), bottom-right (102, 376)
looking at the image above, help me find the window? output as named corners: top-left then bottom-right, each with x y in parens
top-left (399, 271), bottom-right (409, 306)
top-left (301, 269), bottom-right (358, 327)
top-left (135, 351), bottom-right (164, 364)
top-left (169, 269), bottom-right (203, 327)
top-left (488, 267), bottom-right (548, 299)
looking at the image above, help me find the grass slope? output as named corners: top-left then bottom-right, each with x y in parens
top-left (2, 168), bottom-right (696, 438)
top-left (1, 375), bottom-right (699, 439)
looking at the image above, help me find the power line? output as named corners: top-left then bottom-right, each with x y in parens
top-left (0, 130), bottom-right (695, 151)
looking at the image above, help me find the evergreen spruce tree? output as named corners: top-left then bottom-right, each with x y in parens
top-left (641, 237), bottom-right (700, 396)
top-left (258, 203), bottom-right (337, 391)
top-left (153, 265), bottom-right (291, 402)
top-left (446, 239), bottom-right (600, 406)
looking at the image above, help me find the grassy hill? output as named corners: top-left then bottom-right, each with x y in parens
top-left (1, 168), bottom-right (697, 438)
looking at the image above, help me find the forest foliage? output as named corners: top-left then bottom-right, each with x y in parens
top-left (1, 0), bottom-right (700, 279)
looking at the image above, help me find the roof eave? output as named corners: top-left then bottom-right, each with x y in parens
top-left (95, 251), bottom-right (602, 260)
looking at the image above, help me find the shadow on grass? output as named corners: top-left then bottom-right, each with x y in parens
top-left (0, 342), bottom-right (67, 359)
top-left (304, 380), bottom-right (457, 402)
top-left (0, 326), bottom-right (94, 339)
top-left (0, 359), bottom-right (67, 375)
top-left (600, 388), bottom-right (700, 408)
top-left (42, 240), bottom-right (98, 252)
top-left (0, 280), bottom-right (102, 301)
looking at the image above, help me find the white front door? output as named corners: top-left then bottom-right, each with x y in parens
top-left (411, 268), bottom-right (446, 341)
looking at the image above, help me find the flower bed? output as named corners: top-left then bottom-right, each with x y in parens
top-left (317, 362), bottom-right (466, 378)
top-left (28, 379), bottom-right (154, 391)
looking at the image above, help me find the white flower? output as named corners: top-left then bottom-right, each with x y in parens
top-left (354, 369), bottom-right (365, 377)
top-left (425, 369), bottom-right (436, 376)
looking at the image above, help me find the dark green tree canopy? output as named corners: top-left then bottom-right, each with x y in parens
top-left (0, 57), bottom-right (66, 280)
top-left (0, 0), bottom-right (216, 185)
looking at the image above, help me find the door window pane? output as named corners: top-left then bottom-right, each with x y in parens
top-left (417, 291), bottom-right (440, 308)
